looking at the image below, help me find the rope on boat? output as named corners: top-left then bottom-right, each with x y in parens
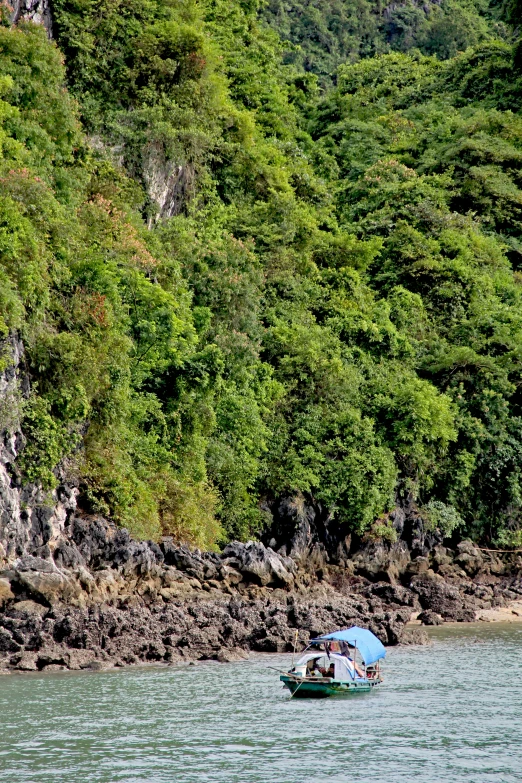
top-left (289, 678), bottom-right (306, 698)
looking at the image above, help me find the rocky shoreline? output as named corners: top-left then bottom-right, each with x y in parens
top-left (2, 335), bottom-right (522, 673)
top-left (1, 511), bottom-right (521, 672)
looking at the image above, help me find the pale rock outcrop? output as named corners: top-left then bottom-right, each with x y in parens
top-left (8, 0), bottom-right (52, 35)
top-left (143, 143), bottom-right (195, 225)
top-left (221, 541), bottom-right (296, 587)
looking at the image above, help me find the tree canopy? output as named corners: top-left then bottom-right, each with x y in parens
top-left (1, 0), bottom-right (522, 548)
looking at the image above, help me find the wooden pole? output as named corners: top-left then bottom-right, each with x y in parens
top-left (291, 628), bottom-right (299, 669)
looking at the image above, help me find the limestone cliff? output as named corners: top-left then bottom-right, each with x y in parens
top-left (0, 336), bottom-right (520, 672)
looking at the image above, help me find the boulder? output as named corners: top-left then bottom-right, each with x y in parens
top-left (431, 546), bottom-right (453, 569)
top-left (16, 569), bottom-right (71, 604)
top-left (216, 647), bottom-right (249, 663)
top-left (10, 600), bottom-right (48, 618)
top-left (410, 574), bottom-right (476, 621)
top-left (405, 557), bottom-right (430, 578)
top-left (64, 649), bottom-right (99, 670)
top-left (0, 578), bottom-right (14, 605)
top-left (455, 540), bottom-right (484, 577)
top-left (351, 540), bottom-right (411, 582)
top-left (16, 556), bottom-right (56, 574)
top-left (222, 541), bottom-right (295, 587)
top-left (400, 628), bottom-right (431, 645)
top-left (12, 651), bottom-right (38, 671)
top-left (418, 609), bottom-right (443, 626)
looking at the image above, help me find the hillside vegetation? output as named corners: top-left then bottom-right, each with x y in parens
top-left (261, 0), bottom-right (508, 84)
top-left (1, 0), bottom-right (522, 549)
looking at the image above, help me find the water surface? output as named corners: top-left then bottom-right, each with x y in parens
top-left (1, 623), bottom-right (521, 782)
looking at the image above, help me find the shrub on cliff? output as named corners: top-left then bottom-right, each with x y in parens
top-left (2, 2), bottom-right (522, 549)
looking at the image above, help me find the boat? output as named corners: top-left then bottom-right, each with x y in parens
top-left (279, 626), bottom-right (385, 698)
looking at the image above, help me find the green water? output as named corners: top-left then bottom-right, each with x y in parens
top-left (0, 623), bottom-right (521, 783)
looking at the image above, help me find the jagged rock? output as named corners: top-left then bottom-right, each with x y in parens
top-left (351, 540), bottom-right (411, 582)
top-left (16, 556), bottom-right (57, 574)
top-left (222, 541), bottom-right (295, 587)
top-left (364, 582), bottom-right (418, 608)
top-left (400, 628), bottom-right (431, 645)
top-left (431, 546), bottom-right (453, 570)
top-left (262, 494), bottom-right (332, 563)
top-left (15, 568), bottom-right (77, 604)
top-left (10, 600), bottom-right (48, 618)
top-left (8, 0), bottom-right (52, 35)
top-left (0, 578), bottom-right (14, 605)
top-left (454, 540), bottom-right (485, 577)
top-left (12, 651), bottom-right (39, 671)
top-left (377, 608), bottom-right (413, 644)
top-left (418, 609), bottom-right (443, 626)
top-left (53, 542), bottom-right (86, 569)
top-left (410, 574), bottom-right (477, 621)
top-left (221, 565), bottom-right (243, 586)
top-left (457, 540), bottom-right (482, 557)
top-left (405, 556), bottom-right (431, 578)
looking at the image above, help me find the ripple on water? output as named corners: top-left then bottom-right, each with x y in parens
top-left (0, 623), bottom-right (521, 783)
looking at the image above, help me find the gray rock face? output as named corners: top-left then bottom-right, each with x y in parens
top-left (221, 541), bottom-right (296, 587)
top-left (0, 336), bottom-right (78, 564)
top-left (262, 490), bottom-right (444, 569)
top-left (351, 540), bottom-right (411, 584)
top-left (0, 581), bottom-right (415, 669)
top-left (142, 143), bottom-right (195, 224)
top-left (409, 574), bottom-right (477, 622)
top-left (262, 493), bottom-right (337, 565)
top-left (8, 0), bottom-right (52, 35)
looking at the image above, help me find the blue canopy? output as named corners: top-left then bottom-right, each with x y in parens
top-left (311, 626), bottom-right (386, 665)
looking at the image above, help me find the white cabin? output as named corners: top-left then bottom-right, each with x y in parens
top-left (292, 652), bottom-right (363, 682)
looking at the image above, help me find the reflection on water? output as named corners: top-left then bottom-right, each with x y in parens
top-left (0, 623), bottom-right (521, 783)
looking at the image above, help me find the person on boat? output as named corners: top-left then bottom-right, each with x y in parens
top-left (308, 659), bottom-right (329, 677)
top-left (339, 641), bottom-right (366, 678)
top-left (339, 640), bottom-right (351, 658)
top-left (354, 662), bottom-right (366, 678)
top-left (306, 659), bottom-right (323, 677)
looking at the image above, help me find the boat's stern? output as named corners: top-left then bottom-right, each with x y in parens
top-left (280, 673), bottom-right (335, 698)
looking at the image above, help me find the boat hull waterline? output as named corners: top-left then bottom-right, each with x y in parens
top-left (280, 674), bottom-right (379, 698)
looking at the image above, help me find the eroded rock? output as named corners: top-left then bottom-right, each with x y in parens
top-left (410, 574), bottom-right (476, 622)
top-left (222, 541), bottom-right (296, 587)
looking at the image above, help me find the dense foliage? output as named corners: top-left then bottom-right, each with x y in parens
top-left (1, 0), bottom-right (522, 548)
top-left (261, 0), bottom-right (508, 85)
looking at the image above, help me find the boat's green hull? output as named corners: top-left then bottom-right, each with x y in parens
top-left (280, 675), bottom-right (378, 698)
